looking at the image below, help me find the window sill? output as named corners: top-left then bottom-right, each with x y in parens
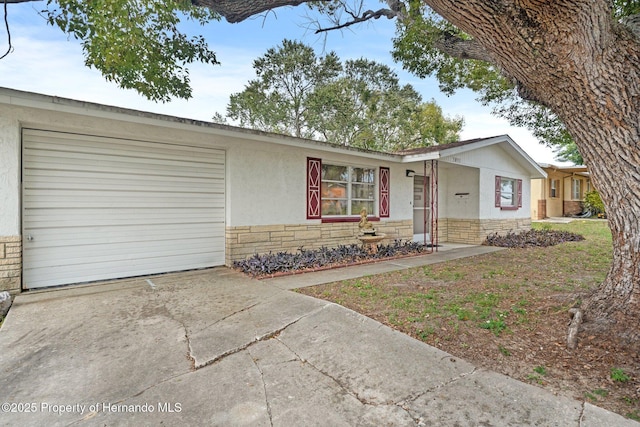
top-left (322, 216), bottom-right (380, 223)
top-left (500, 206), bottom-right (519, 211)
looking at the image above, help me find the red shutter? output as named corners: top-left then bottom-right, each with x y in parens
top-left (517, 179), bottom-right (523, 208)
top-left (307, 158), bottom-right (322, 219)
top-left (495, 176), bottom-right (502, 207)
top-left (379, 167), bottom-right (390, 218)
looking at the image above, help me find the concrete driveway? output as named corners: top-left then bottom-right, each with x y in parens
top-left (0, 263), bottom-right (636, 426)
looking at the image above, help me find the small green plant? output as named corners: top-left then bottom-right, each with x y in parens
top-left (622, 396), bottom-right (638, 406)
top-left (533, 366), bottom-right (547, 376)
top-left (627, 412), bottom-right (640, 421)
top-left (417, 327), bottom-right (434, 341)
top-left (479, 313), bottom-right (507, 336)
top-left (593, 388), bottom-right (609, 397)
top-left (526, 373), bottom-right (543, 385)
top-left (584, 392), bottom-right (597, 401)
top-left (611, 367), bottom-right (630, 383)
top-left (498, 345), bottom-right (511, 356)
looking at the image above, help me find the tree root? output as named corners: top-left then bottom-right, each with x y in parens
top-left (567, 308), bottom-right (584, 349)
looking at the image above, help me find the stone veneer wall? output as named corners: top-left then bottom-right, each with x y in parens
top-left (226, 220), bottom-right (413, 265)
top-left (0, 236), bottom-right (21, 293)
top-left (444, 218), bottom-right (531, 245)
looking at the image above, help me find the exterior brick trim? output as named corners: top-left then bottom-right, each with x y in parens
top-left (0, 236), bottom-right (22, 293)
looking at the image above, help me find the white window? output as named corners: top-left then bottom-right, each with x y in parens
top-left (572, 178), bottom-right (582, 200)
top-left (321, 164), bottom-right (376, 216)
top-left (495, 176), bottom-right (522, 210)
top-left (500, 178), bottom-right (516, 207)
top-left (550, 179), bottom-right (559, 198)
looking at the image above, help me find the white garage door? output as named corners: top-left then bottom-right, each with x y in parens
top-left (22, 129), bottom-right (225, 289)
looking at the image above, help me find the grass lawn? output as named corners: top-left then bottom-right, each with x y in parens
top-left (298, 220), bottom-right (640, 421)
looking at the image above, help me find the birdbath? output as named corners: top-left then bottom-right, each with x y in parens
top-left (358, 232), bottom-right (386, 254)
top-left (357, 208), bottom-right (386, 253)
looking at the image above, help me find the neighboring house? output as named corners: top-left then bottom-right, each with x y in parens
top-left (530, 164), bottom-right (590, 219)
top-left (0, 88), bottom-right (545, 292)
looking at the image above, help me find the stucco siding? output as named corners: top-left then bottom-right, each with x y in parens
top-left (226, 143), bottom-right (411, 226)
top-left (440, 166), bottom-right (480, 219)
top-left (0, 116), bottom-right (20, 236)
top-left (479, 168), bottom-right (531, 220)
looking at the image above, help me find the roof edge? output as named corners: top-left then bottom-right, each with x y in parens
top-left (0, 87), bottom-right (400, 162)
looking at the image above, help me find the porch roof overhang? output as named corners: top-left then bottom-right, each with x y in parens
top-left (396, 135), bottom-right (547, 179)
top-left (539, 163), bottom-right (589, 176)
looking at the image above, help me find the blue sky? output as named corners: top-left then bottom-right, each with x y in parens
top-left (0, 2), bottom-right (562, 163)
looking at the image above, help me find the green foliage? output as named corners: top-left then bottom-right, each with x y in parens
top-left (479, 312), bottom-right (507, 336)
top-left (222, 39), bottom-right (462, 151)
top-left (44, 0), bottom-right (220, 102)
top-left (498, 345), bottom-right (511, 356)
top-left (533, 365), bottom-right (547, 375)
top-left (553, 142), bottom-right (584, 165)
top-left (390, 0), bottom-right (636, 161)
top-left (226, 39), bottom-right (341, 138)
top-left (583, 191), bottom-right (605, 216)
top-left (611, 367), bottom-right (631, 383)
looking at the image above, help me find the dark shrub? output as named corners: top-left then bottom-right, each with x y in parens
top-left (234, 240), bottom-right (425, 277)
top-left (483, 229), bottom-right (585, 248)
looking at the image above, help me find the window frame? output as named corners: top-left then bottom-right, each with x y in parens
top-left (495, 175), bottom-right (522, 211)
top-left (550, 179), bottom-right (559, 198)
top-left (572, 178), bottom-right (582, 200)
top-left (320, 162), bottom-right (377, 218)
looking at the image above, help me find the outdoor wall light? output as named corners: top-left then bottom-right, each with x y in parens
top-left (406, 169), bottom-right (415, 178)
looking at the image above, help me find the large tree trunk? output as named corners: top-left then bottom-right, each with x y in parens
top-left (426, 0), bottom-right (640, 340)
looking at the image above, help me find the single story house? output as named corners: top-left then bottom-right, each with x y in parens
top-left (0, 88), bottom-right (546, 292)
top-left (530, 163), bottom-right (590, 219)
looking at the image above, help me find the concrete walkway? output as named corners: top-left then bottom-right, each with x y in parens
top-left (0, 245), bottom-right (637, 426)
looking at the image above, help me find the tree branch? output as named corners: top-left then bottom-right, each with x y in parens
top-left (621, 13), bottom-right (640, 39)
top-left (1, 0), bottom-right (13, 60)
top-left (192, 0), bottom-right (312, 23)
top-left (433, 31), bottom-right (493, 62)
top-left (314, 7), bottom-right (399, 34)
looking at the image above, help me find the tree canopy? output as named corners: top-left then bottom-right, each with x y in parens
top-left (219, 39), bottom-right (463, 151)
top-left (41, 0), bottom-right (221, 102)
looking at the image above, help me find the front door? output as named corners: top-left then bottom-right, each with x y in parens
top-left (413, 175), bottom-right (430, 243)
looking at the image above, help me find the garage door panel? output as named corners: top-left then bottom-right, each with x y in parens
top-left (24, 251), bottom-right (224, 289)
top-left (25, 224), bottom-right (225, 246)
top-left (23, 150), bottom-right (224, 171)
top-left (25, 190), bottom-right (224, 209)
top-left (24, 237), bottom-right (225, 268)
top-left (24, 207), bottom-right (224, 229)
top-left (22, 129), bottom-right (226, 289)
top-left (24, 155), bottom-right (225, 178)
top-left (23, 208), bottom-right (225, 228)
top-left (25, 130), bottom-right (225, 162)
top-left (24, 171), bottom-right (224, 192)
